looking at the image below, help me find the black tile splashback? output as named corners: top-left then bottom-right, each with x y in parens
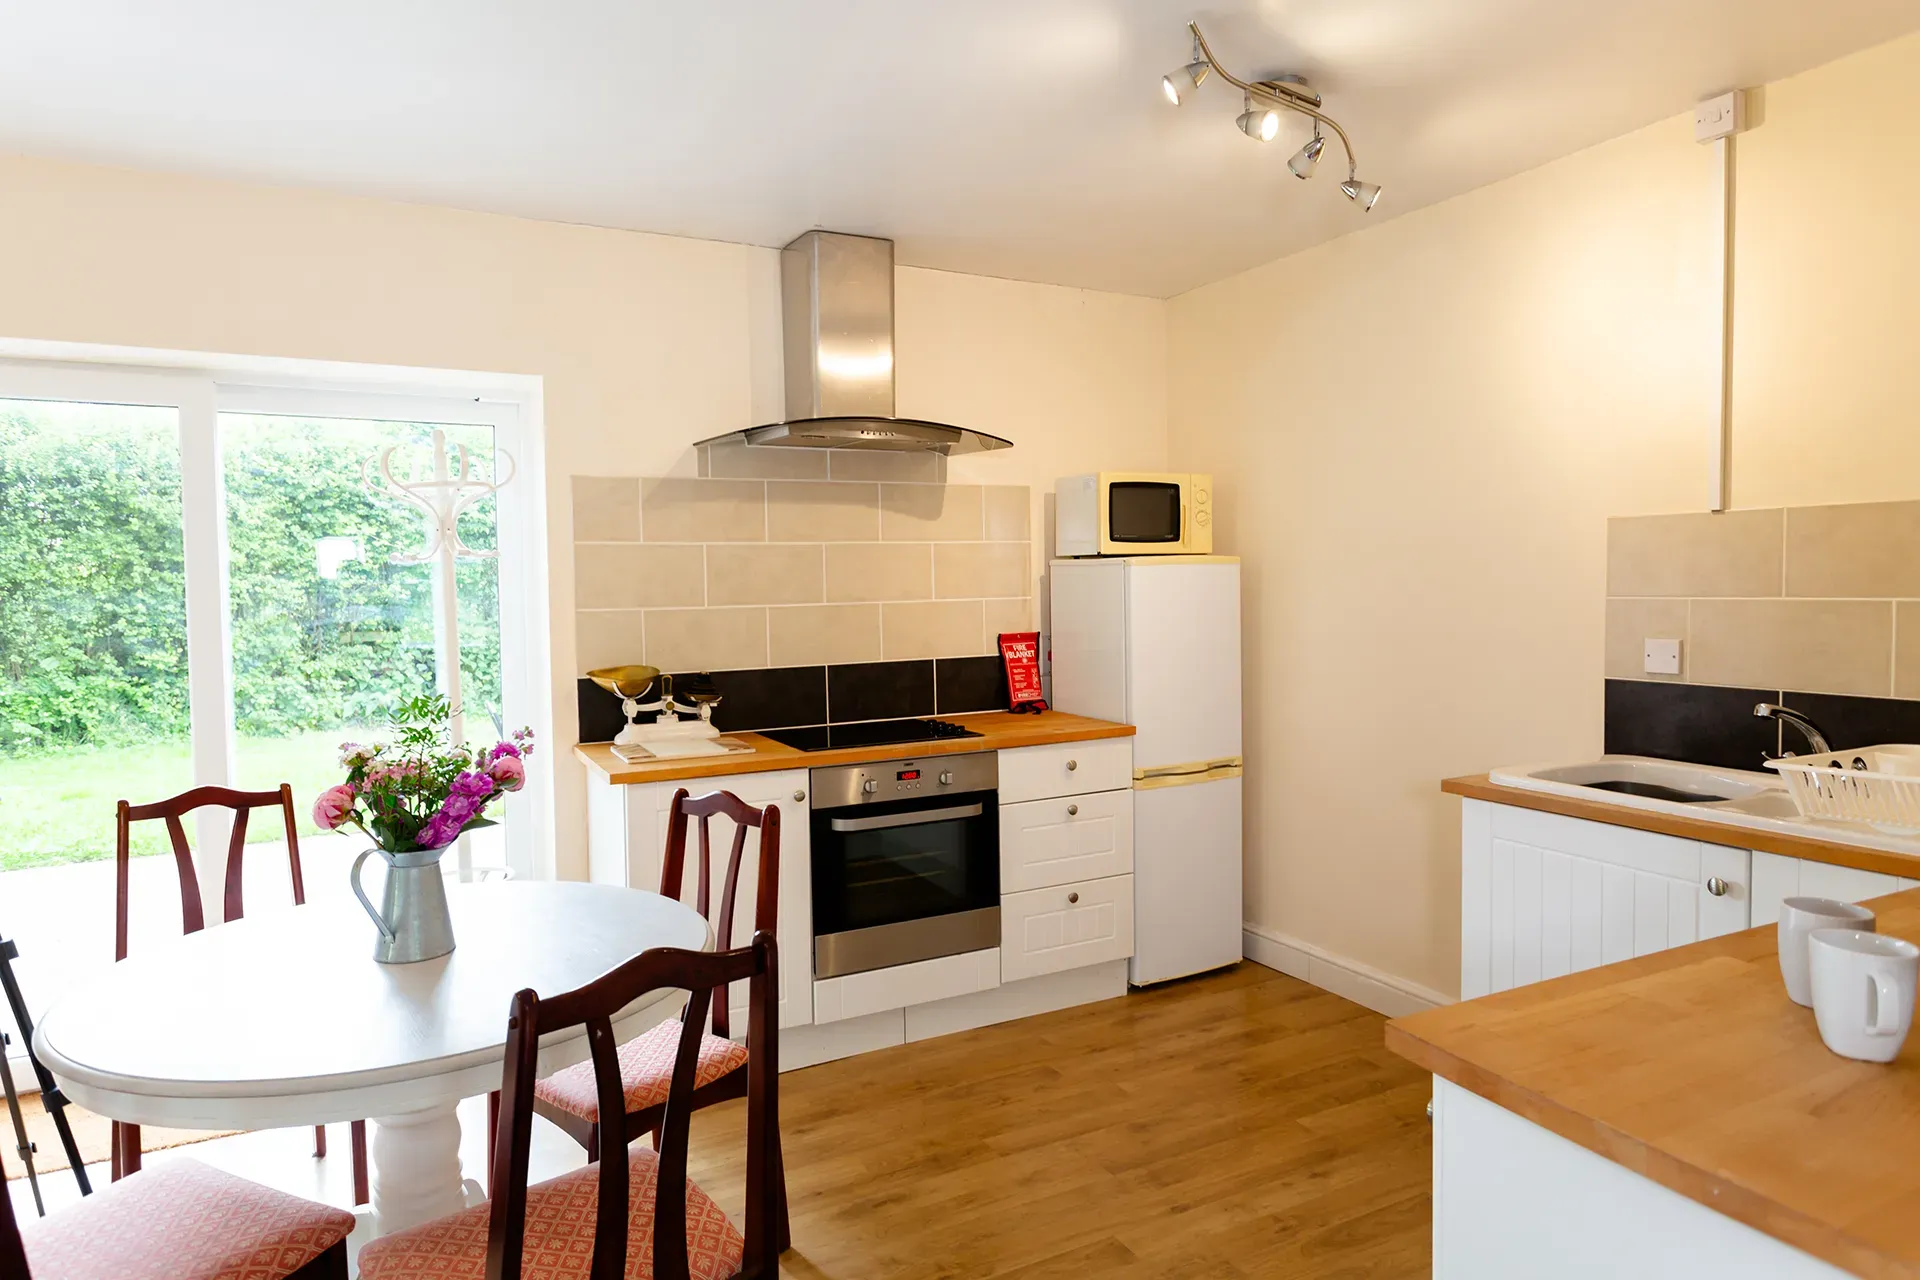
top-left (1603, 680), bottom-right (1780, 771)
top-left (827, 660), bottom-right (935, 724)
top-left (934, 655), bottom-right (1009, 715)
top-left (1777, 691), bottom-right (1920, 757)
top-left (578, 659), bottom-right (970, 742)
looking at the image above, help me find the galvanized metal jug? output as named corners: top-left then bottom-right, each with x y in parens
top-left (350, 846), bottom-right (457, 964)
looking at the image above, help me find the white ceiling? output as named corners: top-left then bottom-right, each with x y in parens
top-left (1, 1), bottom-right (1916, 297)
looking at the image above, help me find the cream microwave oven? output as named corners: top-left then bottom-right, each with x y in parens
top-left (1054, 472), bottom-right (1213, 557)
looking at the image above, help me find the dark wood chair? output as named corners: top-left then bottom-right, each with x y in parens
top-left (0, 1144), bottom-right (353, 1280)
top-left (355, 933), bottom-right (783, 1280)
top-left (111, 783), bottom-right (370, 1205)
top-left (526, 788), bottom-right (788, 1247)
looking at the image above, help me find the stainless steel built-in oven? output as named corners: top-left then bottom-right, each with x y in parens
top-left (810, 751), bottom-right (999, 979)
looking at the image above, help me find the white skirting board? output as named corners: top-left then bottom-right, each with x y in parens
top-left (1241, 922), bottom-right (1451, 1017)
top-left (778, 960), bottom-right (1131, 1072)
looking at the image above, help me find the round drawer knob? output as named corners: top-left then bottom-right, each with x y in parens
top-left (1706, 877), bottom-right (1729, 897)
top-left (1067, 892), bottom-right (1080, 904)
top-left (1066, 759), bottom-right (1078, 771)
top-left (793, 789), bottom-right (806, 803)
top-left (1067, 804), bottom-right (1079, 816)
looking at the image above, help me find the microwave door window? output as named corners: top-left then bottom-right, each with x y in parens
top-left (1108, 482), bottom-right (1182, 542)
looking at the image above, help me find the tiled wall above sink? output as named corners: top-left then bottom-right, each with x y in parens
top-left (571, 456), bottom-right (1032, 675)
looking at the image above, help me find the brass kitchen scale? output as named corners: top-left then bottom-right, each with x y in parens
top-left (586, 665), bottom-right (750, 761)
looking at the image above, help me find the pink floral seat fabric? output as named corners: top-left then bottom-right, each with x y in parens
top-left (533, 1020), bottom-right (749, 1122)
top-left (356, 1145), bottom-right (744, 1280)
top-left (18, 1157), bottom-right (355, 1280)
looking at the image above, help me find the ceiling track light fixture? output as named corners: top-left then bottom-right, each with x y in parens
top-left (1163, 22), bottom-right (1381, 212)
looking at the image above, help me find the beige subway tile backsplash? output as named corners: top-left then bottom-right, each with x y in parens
top-left (700, 441), bottom-right (829, 481)
top-left (826, 542), bottom-right (932, 602)
top-left (644, 607), bottom-right (769, 672)
top-left (770, 604), bottom-right (882, 667)
top-left (642, 478), bottom-right (766, 543)
top-left (881, 484), bottom-right (983, 541)
top-left (572, 476), bottom-right (640, 542)
top-left (830, 451), bottom-right (944, 483)
top-left (883, 600), bottom-right (987, 660)
top-left (934, 542), bottom-right (1028, 600)
top-left (575, 609), bottom-right (645, 671)
top-left (1688, 599), bottom-right (1892, 697)
top-left (574, 543), bottom-right (706, 610)
top-left (984, 597), bottom-right (1033, 638)
top-left (706, 544), bottom-right (824, 606)
top-left (766, 482), bottom-right (880, 542)
top-left (1784, 501), bottom-right (1920, 599)
top-left (1898, 603), bottom-right (1920, 700)
top-left (983, 486), bottom-right (1030, 542)
top-left (1604, 598), bottom-right (1689, 682)
top-left (1607, 509), bottom-right (1782, 598)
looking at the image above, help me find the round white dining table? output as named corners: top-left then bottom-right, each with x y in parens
top-left (33, 880), bottom-right (711, 1235)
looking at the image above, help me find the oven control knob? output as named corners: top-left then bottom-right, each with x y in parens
top-left (939, 770), bottom-right (954, 786)
top-left (862, 779), bottom-right (878, 795)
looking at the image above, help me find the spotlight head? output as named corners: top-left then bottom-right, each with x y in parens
top-left (1288, 133), bottom-right (1325, 179)
top-left (1162, 59), bottom-right (1209, 106)
top-left (1236, 98), bottom-right (1281, 142)
top-left (1340, 177), bottom-right (1383, 211)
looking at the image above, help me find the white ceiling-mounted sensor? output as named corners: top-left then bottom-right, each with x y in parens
top-left (1694, 91), bottom-right (1747, 142)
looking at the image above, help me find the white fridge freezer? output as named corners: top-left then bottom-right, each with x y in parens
top-left (1049, 556), bottom-right (1243, 985)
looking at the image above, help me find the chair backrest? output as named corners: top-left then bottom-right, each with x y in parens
top-left (486, 935), bottom-right (781, 1280)
top-left (114, 784), bottom-right (307, 962)
top-left (658, 790), bottom-right (779, 1039)
top-left (0, 1148), bottom-right (31, 1278)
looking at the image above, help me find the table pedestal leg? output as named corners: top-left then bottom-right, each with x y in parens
top-left (370, 1104), bottom-right (467, 1235)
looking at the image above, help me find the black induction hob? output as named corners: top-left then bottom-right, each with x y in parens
top-left (757, 718), bottom-right (984, 753)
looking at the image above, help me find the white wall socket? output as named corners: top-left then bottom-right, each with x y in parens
top-left (1644, 638), bottom-right (1682, 676)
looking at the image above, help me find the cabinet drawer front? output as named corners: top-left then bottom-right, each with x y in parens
top-left (1000, 790), bottom-right (1134, 892)
top-left (1001, 875), bottom-right (1134, 983)
top-left (998, 739), bottom-right (1133, 804)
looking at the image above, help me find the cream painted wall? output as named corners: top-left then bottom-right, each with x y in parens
top-left (0, 151), bottom-right (1165, 878)
top-left (1167, 31), bottom-right (1920, 997)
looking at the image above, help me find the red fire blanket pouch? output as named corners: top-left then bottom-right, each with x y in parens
top-left (998, 631), bottom-right (1047, 713)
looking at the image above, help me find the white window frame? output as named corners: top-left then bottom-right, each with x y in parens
top-left (0, 360), bottom-right (553, 895)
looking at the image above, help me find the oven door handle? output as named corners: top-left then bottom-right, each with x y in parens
top-left (829, 802), bottom-right (984, 833)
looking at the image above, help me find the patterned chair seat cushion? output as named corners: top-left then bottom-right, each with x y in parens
top-left (533, 1021), bottom-right (749, 1123)
top-left (356, 1145), bottom-right (744, 1280)
top-left (19, 1156), bottom-right (355, 1280)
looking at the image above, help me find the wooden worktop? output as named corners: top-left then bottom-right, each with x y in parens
top-left (1389, 888), bottom-right (1920, 1280)
top-left (574, 710), bottom-right (1134, 785)
top-left (1445, 773), bottom-right (1920, 880)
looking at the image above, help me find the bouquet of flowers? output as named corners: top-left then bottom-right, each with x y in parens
top-left (312, 695), bottom-right (535, 853)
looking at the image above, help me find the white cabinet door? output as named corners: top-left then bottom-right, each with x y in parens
top-left (1000, 789), bottom-right (1133, 892)
top-left (1749, 852), bottom-right (1920, 927)
top-left (1001, 874), bottom-right (1134, 983)
top-left (1466, 805), bottom-right (1750, 998)
top-left (997, 739), bottom-right (1134, 804)
top-left (642, 770), bottom-right (813, 1031)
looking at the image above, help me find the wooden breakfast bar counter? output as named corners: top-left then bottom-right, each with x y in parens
top-left (1388, 888), bottom-right (1920, 1279)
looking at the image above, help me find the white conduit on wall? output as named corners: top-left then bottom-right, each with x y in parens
top-left (1697, 91), bottom-right (1750, 513)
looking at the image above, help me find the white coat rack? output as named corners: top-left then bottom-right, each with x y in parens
top-left (363, 427), bottom-right (516, 883)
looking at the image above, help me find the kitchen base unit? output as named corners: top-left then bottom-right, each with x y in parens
top-left (1430, 1079), bottom-right (1849, 1280)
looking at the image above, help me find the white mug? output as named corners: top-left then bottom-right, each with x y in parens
top-left (1808, 928), bottom-right (1920, 1063)
top-left (1778, 897), bottom-right (1876, 1007)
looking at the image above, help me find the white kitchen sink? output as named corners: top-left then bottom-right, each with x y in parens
top-left (1488, 754), bottom-right (1920, 854)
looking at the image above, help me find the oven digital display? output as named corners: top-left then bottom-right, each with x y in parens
top-left (896, 769), bottom-right (921, 781)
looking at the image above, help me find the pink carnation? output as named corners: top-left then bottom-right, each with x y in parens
top-left (489, 754), bottom-right (527, 792)
top-left (312, 784), bottom-right (356, 832)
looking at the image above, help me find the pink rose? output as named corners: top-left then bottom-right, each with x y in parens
top-left (312, 784), bottom-right (356, 832)
top-left (489, 754), bottom-right (527, 792)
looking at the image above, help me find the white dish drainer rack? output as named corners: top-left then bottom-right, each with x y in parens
top-left (1766, 745), bottom-right (1920, 834)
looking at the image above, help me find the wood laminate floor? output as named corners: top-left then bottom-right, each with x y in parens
top-left (685, 963), bottom-right (1433, 1279)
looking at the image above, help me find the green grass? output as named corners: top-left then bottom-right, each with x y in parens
top-left (0, 730), bottom-right (370, 871)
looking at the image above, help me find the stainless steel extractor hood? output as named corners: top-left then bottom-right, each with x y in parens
top-left (697, 231), bottom-right (1012, 456)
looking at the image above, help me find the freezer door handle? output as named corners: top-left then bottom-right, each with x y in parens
top-left (1133, 758), bottom-right (1244, 790)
